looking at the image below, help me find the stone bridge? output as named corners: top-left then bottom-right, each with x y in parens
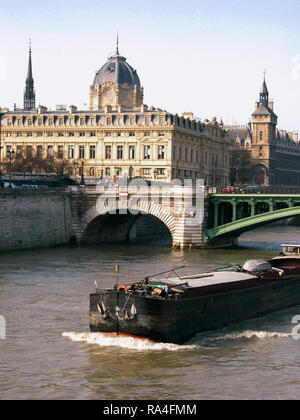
top-left (69, 185), bottom-right (205, 248)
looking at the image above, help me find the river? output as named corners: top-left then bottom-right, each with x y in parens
top-left (1, 224), bottom-right (300, 400)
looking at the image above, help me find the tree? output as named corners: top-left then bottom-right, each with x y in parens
top-left (230, 146), bottom-right (253, 185)
top-left (2, 147), bottom-right (73, 178)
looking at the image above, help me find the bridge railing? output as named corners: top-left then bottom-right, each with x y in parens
top-left (211, 186), bottom-right (300, 195)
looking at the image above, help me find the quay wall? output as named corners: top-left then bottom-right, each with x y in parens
top-left (0, 190), bottom-right (72, 251)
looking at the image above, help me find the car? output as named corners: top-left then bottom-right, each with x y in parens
top-left (21, 184), bottom-right (39, 189)
top-left (240, 185), bottom-right (264, 194)
top-left (219, 186), bottom-right (237, 194)
top-left (3, 182), bottom-right (18, 189)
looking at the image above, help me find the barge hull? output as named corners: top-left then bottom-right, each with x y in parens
top-left (90, 275), bottom-right (300, 343)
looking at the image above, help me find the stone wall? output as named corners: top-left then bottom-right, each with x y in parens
top-left (0, 190), bottom-right (71, 251)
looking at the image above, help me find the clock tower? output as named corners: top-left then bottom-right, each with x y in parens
top-left (251, 77), bottom-right (278, 185)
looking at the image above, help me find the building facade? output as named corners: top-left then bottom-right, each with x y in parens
top-left (0, 45), bottom-right (231, 186)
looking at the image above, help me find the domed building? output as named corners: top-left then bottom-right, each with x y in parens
top-left (89, 46), bottom-right (144, 111)
top-left (0, 42), bottom-right (231, 187)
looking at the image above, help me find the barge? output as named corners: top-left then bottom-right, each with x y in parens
top-left (89, 247), bottom-right (300, 344)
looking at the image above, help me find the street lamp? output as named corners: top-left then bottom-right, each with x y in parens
top-left (73, 161), bottom-right (79, 183)
top-left (7, 149), bottom-right (15, 188)
top-left (129, 166), bottom-right (133, 181)
top-left (80, 160), bottom-right (85, 186)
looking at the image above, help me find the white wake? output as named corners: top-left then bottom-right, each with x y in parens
top-left (62, 332), bottom-right (200, 351)
top-left (203, 330), bottom-right (293, 342)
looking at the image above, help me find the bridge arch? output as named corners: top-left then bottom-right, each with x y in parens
top-left (80, 198), bottom-right (176, 244)
top-left (207, 205), bottom-right (300, 243)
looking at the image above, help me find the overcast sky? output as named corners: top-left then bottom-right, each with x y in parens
top-left (0, 0), bottom-right (299, 133)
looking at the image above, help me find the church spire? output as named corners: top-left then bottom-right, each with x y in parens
top-left (259, 71), bottom-right (269, 106)
top-left (24, 39), bottom-right (36, 110)
top-left (116, 32), bottom-right (120, 55)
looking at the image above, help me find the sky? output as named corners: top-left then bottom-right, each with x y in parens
top-left (0, 0), bottom-right (299, 133)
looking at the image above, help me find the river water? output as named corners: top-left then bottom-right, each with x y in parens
top-left (1, 224), bottom-right (300, 400)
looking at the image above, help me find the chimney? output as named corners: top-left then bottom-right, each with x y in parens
top-left (182, 112), bottom-right (194, 120)
top-left (38, 105), bottom-right (47, 114)
top-left (69, 105), bottom-right (77, 113)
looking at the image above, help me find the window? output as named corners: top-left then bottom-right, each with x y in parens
top-left (196, 151), bottom-right (199, 164)
top-left (80, 118), bottom-right (85, 126)
top-left (57, 145), bottom-right (64, 159)
top-left (68, 132), bottom-right (74, 137)
top-left (27, 132), bottom-right (32, 137)
top-left (143, 168), bottom-right (151, 176)
top-left (90, 132), bottom-right (96, 137)
top-left (38, 119), bottom-right (42, 126)
top-left (129, 131), bottom-right (135, 137)
top-left (129, 145), bottom-right (135, 159)
top-left (105, 131), bottom-right (111, 137)
top-left (90, 145), bottom-right (96, 159)
top-left (105, 167), bottom-right (111, 176)
top-left (191, 150), bottom-right (194, 163)
top-left (79, 132), bottom-right (85, 137)
top-left (48, 132), bottom-right (53, 137)
top-left (107, 118), bottom-right (112, 126)
top-left (58, 132), bottom-right (64, 137)
top-left (117, 145), bottom-right (123, 159)
top-left (144, 145), bottom-right (151, 160)
top-left (6, 146), bottom-right (11, 157)
top-left (144, 131), bottom-right (150, 137)
top-left (47, 145), bottom-right (53, 157)
top-left (105, 145), bottom-right (111, 159)
top-left (173, 146), bottom-right (176, 159)
top-left (158, 131), bottom-right (165, 137)
top-left (37, 132), bottom-right (43, 137)
top-left (259, 131), bottom-right (263, 141)
top-left (17, 132), bottom-right (22, 137)
top-left (79, 145), bottom-right (85, 159)
top-left (205, 151), bottom-right (208, 164)
top-left (89, 167), bottom-right (95, 176)
top-left (158, 145), bottom-right (165, 160)
top-left (179, 147), bottom-right (182, 161)
top-left (259, 146), bottom-right (263, 157)
top-left (16, 145), bottom-right (22, 154)
top-left (68, 145), bottom-right (74, 159)
top-left (185, 148), bottom-right (188, 162)
top-left (156, 168), bottom-right (165, 176)
top-left (48, 118), bottom-right (53, 125)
